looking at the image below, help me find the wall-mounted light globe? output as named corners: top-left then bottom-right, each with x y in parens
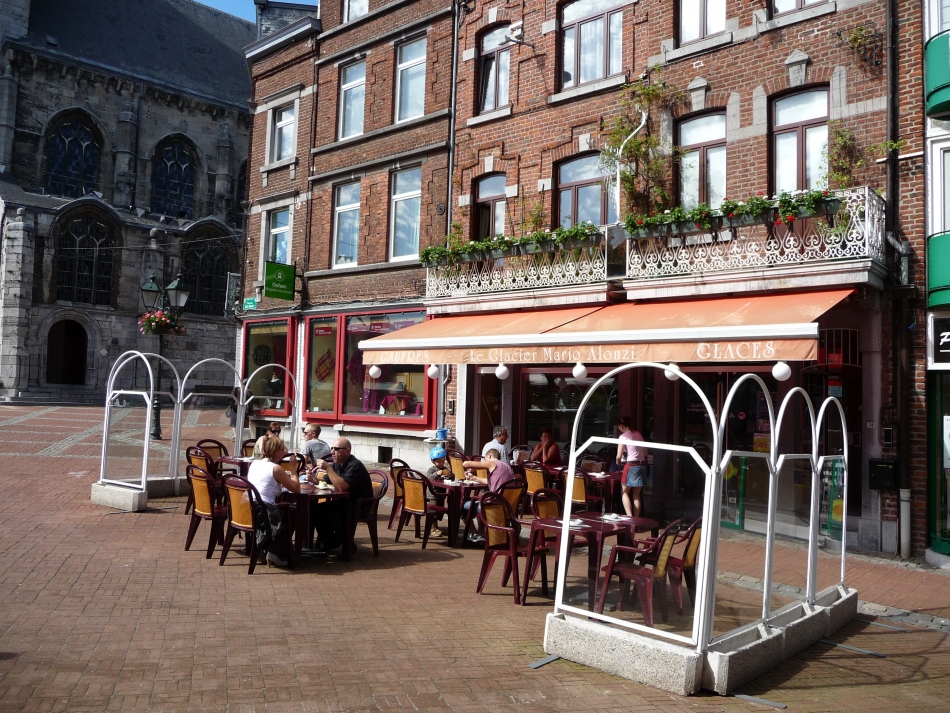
top-left (368, 364), bottom-right (382, 379)
top-left (772, 361), bottom-right (792, 381)
top-left (427, 364), bottom-right (440, 379)
top-left (572, 361), bottom-right (588, 379)
top-left (664, 362), bottom-right (681, 381)
top-left (495, 363), bottom-right (510, 380)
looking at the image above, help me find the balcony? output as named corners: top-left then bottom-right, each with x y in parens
top-left (926, 29), bottom-right (950, 118)
top-left (929, 230), bottom-right (950, 308)
top-left (625, 187), bottom-right (885, 291)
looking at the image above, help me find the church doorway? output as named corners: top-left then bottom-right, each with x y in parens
top-left (46, 319), bottom-right (88, 385)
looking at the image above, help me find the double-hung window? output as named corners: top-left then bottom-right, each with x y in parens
top-left (772, 0), bottom-right (826, 16)
top-left (479, 28), bottom-right (511, 113)
top-left (557, 154), bottom-right (616, 228)
top-left (561, 0), bottom-right (623, 90)
top-left (396, 38), bottom-right (426, 122)
top-left (390, 167), bottom-right (422, 259)
top-left (773, 90), bottom-right (828, 193)
top-left (679, 0), bottom-right (726, 45)
top-left (942, 0), bottom-right (950, 32)
top-left (333, 182), bottom-right (361, 266)
top-left (344, 0), bottom-right (368, 22)
top-left (474, 174), bottom-right (507, 239)
top-left (268, 209), bottom-right (290, 264)
top-left (340, 61), bottom-right (366, 139)
top-left (679, 114), bottom-right (727, 209)
top-left (272, 105), bottom-right (295, 162)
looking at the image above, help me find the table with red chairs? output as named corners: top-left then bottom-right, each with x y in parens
top-left (216, 455), bottom-right (255, 478)
top-left (521, 512), bottom-right (658, 608)
top-left (586, 470), bottom-right (624, 512)
top-left (287, 485), bottom-right (352, 566)
top-left (428, 477), bottom-right (487, 546)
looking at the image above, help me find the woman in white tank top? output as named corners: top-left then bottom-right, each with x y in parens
top-left (246, 436), bottom-right (300, 566)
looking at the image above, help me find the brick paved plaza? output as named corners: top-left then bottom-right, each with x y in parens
top-left (1, 404), bottom-right (948, 712)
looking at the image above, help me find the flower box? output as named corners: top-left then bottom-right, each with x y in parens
top-left (487, 248), bottom-right (507, 259)
top-left (559, 232), bottom-right (604, 250)
top-left (822, 197), bottom-right (843, 217)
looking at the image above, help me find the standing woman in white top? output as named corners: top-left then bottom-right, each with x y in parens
top-left (246, 435), bottom-right (300, 566)
top-left (615, 416), bottom-right (648, 517)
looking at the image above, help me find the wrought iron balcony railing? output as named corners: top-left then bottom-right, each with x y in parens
top-left (626, 187), bottom-right (885, 280)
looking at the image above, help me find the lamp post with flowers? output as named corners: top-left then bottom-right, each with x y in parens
top-left (140, 271), bottom-right (191, 439)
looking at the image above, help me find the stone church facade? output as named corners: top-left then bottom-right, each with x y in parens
top-left (0, 0), bottom-right (255, 401)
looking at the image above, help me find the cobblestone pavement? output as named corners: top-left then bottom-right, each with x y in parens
top-left (1, 405), bottom-right (948, 712)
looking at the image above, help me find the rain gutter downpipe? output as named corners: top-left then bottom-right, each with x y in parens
top-left (614, 106), bottom-right (648, 222)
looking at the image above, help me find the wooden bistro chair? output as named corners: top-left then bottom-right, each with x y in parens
top-left (499, 477), bottom-right (527, 518)
top-left (184, 464), bottom-right (227, 559)
top-left (395, 470), bottom-right (448, 549)
top-left (595, 520), bottom-right (683, 626)
top-left (520, 489), bottom-right (593, 602)
top-left (196, 438), bottom-right (229, 459)
top-left (447, 454), bottom-right (466, 481)
top-left (351, 469), bottom-right (389, 556)
top-left (475, 492), bottom-right (548, 605)
top-left (241, 439), bottom-right (256, 457)
top-left (510, 445), bottom-right (532, 464)
top-left (388, 458), bottom-right (411, 529)
top-left (219, 477), bottom-right (264, 574)
top-left (666, 517), bottom-right (703, 612)
top-left (522, 461), bottom-right (547, 511)
top-left (569, 470), bottom-right (604, 514)
top-left (185, 446), bottom-right (217, 515)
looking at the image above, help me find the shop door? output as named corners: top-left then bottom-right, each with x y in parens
top-left (475, 370), bottom-right (503, 454)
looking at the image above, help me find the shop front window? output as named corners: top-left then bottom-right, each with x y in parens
top-left (344, 311), bottom-right (426, 417)
top-left (521, 368), bottom-right (618, 457)
top-left (931, 371), bottom-right (950, 555)
top-left (244, 321), bottom-right (290, 413)
top-left (306, 317), bottom-right (337, 413)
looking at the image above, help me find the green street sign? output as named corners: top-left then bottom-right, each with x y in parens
top-left (264, 261), bottom-right (295, 301)
top-left (242, 296), bottom-right (258, 310)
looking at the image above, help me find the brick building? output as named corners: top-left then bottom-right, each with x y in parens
top-left (0, 0), bottom-right (254, 401)
top-left (354, 0), bottom-right (929, 556)
top-left (240, 1), bottom-right (452, 458)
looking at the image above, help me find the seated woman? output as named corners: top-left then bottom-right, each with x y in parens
top-left (530, 426), bottom-right (562, 466)
top-left (246, 435), bottom-right (300, 567)
top-left (252, 422), bottom-right (282, 459)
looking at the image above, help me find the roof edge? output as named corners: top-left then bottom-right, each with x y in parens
top-left (245, 17), bottom-right (321, 63)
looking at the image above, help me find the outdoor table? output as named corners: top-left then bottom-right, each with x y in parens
top-left (586, 471), bottom-right (623, 512)
top-left (216, 455), bottom-right (255, 478)
top-left (288, 486), bottom-right (352, 566)
top-left (429, 478), bottom-right (487, 546)
top-left (520, 513), bottom-right (659, 608)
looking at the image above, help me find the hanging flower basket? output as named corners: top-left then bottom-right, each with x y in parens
top-left (139, 310), bottom-right (185, 336)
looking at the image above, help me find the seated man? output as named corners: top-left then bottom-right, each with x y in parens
top-left (301, 423), bottom-right (331, 466)
top-left (481, 426), bottom-right (510, 463)
top-left (312, 438), bottom-right (373, 553)
top-left (462, 448), bottom-right (515, 541)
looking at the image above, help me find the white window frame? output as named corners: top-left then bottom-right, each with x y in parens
top-left (333, 181), bottom-right (362, 267)
top-left (271, 103), bottom-right (297, 163)
top-left (344, 0), bottom-right (369, 23)
top-left (395, 38), bottom-right (427, 123)
top-left (929, 138), bottom-right (950, 235)
top-left (267, 208), bottom-right (291, 265)
top-left (339, 60), bottom-right (367, 139)
top-left (389, 167), bottom-right (422, 261)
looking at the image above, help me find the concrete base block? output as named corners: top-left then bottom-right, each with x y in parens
top-left (703, 623), bottom-right (785, 695)
top-left (818, 585), bottom-right (858, 632)
top-left (145, 477), bottom-right (187, 498)
top-left (774, 601), bottom-right (830, 658)
top-left (543, 613), bottom-right (702, 696)
top-left (925, 548), bottom-right (950, 571)
top-left (91, 482), bottom-right (148, 512)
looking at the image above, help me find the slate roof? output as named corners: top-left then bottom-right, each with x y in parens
top-left (15, 0), bottom-right (256, 107)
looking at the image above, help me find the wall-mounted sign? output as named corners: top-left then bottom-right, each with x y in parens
top-left (927, 312), bottom-right (950, 369)
top-left (263, 261), bottom-right (295, 301)
top-left (242, 297), bottom-right (258, 310)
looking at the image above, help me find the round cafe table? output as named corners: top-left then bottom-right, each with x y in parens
top-left (428, 478), bottom-right (487, 546)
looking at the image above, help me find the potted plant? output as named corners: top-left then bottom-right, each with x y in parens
top-left (420, 245), bottom-right (450, 267)
top-left (487, 236), bottom-right (513, 259)
top-left (139, 310), bottom-right (185, 336)
top-left (554, 221), bottom-right (602, 249)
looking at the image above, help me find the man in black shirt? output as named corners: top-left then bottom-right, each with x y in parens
top-left (313, 437), bottom-right (373, 552)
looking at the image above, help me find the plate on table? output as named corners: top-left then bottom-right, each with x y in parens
top-left (568, 519), bottom-right (584, 527)
top-left (602, 513), bottom-right (621, 521)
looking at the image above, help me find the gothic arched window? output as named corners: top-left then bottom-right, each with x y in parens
top-left (46, 118), bottom-right (100, 198)
top-left (151, 140), bottom-right (197, 218)
top-left (55, 213), bottom-right (116, 305)
top-left (180, 233), bottom-right (236, 316)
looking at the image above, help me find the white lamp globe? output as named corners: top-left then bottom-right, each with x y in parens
top-left (427, 364), bottom-right (440, 379)
top-left (368, 364), bottom-right (382, 379)
top-left (572, 361), bottom-right (588, 379)
top-left (772, 361), bottom-right (792, 381)
top-left (664, 362), bottom-right (681, 381)
top-left (495, 363), bottom-right (510, 380)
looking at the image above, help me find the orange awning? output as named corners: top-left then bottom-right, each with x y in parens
top-left (359, 290), bottom-right (853, 365)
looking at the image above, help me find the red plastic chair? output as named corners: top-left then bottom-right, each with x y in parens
top-left (395, 470), bottom-right (448, 549)
top-left (595, 520), bottom-right (683, 626)
top-left (475, 492), bottom-right (548, 605)
top-left (184, 464), bottom-right (227, 558)
top-left (667, 518), bottom-right (702, 612)
top-left (388, 458), bottom-right (411, 529)
top-left (196, 438), bottom-right (229, 459)
top-left (568, 469), bottom-right (604, 513)
top-left (184, 446), bottom-right (216, 514)
top-left (241, 439), bottom-right (256, 457)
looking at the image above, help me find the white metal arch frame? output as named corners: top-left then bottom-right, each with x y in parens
top-left (177, 358), bottom-right (243, 479)
top-left (242, 363), bottom-right (300, 452)
top-left (554, 362), bottom-right (849, 654)
top-left (99, 350), bottom-right (181, 491)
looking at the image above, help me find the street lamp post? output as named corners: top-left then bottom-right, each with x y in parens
top-left (140, 271), bottom-right (191, 439)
